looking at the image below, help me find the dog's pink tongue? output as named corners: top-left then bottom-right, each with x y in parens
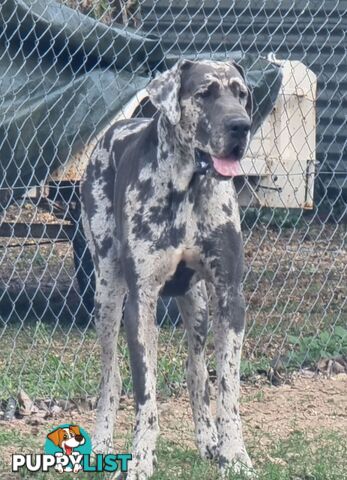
top-left (65, 446), bottom-right (73, 455)
top-left (211, 156), bottom-right (242, 177)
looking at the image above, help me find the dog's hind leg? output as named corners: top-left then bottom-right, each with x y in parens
top-left (81, 150), bottom-right (126, 454)
top-left (123, 287), bottom-right (160, 480)
top-left (93, 257), bottom-right (126, 454)
top-left (176, 282), bottom-right (218, 460)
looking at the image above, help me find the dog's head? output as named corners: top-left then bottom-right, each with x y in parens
top-left (147, 59), bottom-right (253, 179)
top-left (47, 425), bottom-right (85, 454)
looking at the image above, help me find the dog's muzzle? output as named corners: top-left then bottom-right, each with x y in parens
top-left (195, 116), bottom-right (250, 179)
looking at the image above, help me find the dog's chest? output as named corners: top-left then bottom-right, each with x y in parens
top-left (124, 173), bottom-right (240, 292)
top-left (126, 170), bottom-right (239, 237)
top-left (126, 181), bottom-right (199, 250)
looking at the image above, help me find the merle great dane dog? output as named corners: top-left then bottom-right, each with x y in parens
top-left (81, 59), bottom-right (254, 478)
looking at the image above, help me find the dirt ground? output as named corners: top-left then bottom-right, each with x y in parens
top-left (0, 374), bottom-right (346, 470)
top-left (155, 374), bottom-right (347, 450)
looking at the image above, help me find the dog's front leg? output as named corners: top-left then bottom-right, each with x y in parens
top-left (176, 282), bottom-right (218, 460)
top-left (123, 289), bottom-right (159, 480)
top-left (211, 285), bottom-right (253, 477)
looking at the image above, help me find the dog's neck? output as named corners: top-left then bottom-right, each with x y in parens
top-left (157, 115), bottom-right (196, 192)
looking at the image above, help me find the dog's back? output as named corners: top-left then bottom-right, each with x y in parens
top-left (81, 116), bottom-right (155, 256)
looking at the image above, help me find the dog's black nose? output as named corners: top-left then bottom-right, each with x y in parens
top-left (75, 435), bottom-right (83, 442)
top-left (224, 117), bottom-right (251, 138)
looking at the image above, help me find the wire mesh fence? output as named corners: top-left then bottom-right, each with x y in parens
top-left (0, 0), bottom-right (346, 417)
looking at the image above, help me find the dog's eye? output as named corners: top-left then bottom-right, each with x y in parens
top-left (63, 434), bottom-right (68, 439)
top-left (195, 82), bottom-right (219, 99)
top-left (195, 88), bottom-right (210, 99)
top-left (239, 90), bottom-right (247, 100)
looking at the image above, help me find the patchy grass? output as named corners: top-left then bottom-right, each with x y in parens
top-left (0, 428), bottom-right (37, 451)
top-left (0, 372), bottom-right (346, 479)
top-left (1, 319), bottom-right (347, 401)
top-left (0, 323), bottom-right (187, 400)
top-left (153, 431), bottom-right (347, 479)
top-left (0, 430), bottom-right (345, 479)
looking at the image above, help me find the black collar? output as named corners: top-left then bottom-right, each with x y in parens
top-left (194, 149), bottom-right (212, 175)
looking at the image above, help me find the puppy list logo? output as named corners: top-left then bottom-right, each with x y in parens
top-left (12, 424), bottom-right (132, 474)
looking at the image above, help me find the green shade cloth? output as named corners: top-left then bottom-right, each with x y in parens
top-left (0, 0), bottom-right (282, 200)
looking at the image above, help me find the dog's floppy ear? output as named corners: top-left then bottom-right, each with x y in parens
top-left (147, 59), bottom-right (193, 125)
top-left (47, 428), bottom-right (63, 446)
top-left (69, 425), bottom-right (81, 436)
top-left (231, 61), bottom-right (253, 119)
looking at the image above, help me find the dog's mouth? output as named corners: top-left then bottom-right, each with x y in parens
top-left (64, 446), bottom-right (73, 455)
top-left (195, 146), bottom-right (244, 178)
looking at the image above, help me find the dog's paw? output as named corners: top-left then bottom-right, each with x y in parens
top-left (73, 463), bottom-right (83, 473)
top-left (122, 450), bottom-right (156, 480)
top-left (219, 452), bottom-right (256, 479)
top-left (55, 464), bottom-right (64, 474)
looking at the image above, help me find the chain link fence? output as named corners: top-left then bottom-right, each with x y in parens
top-left (0, 0), bottom-right (346, 416)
